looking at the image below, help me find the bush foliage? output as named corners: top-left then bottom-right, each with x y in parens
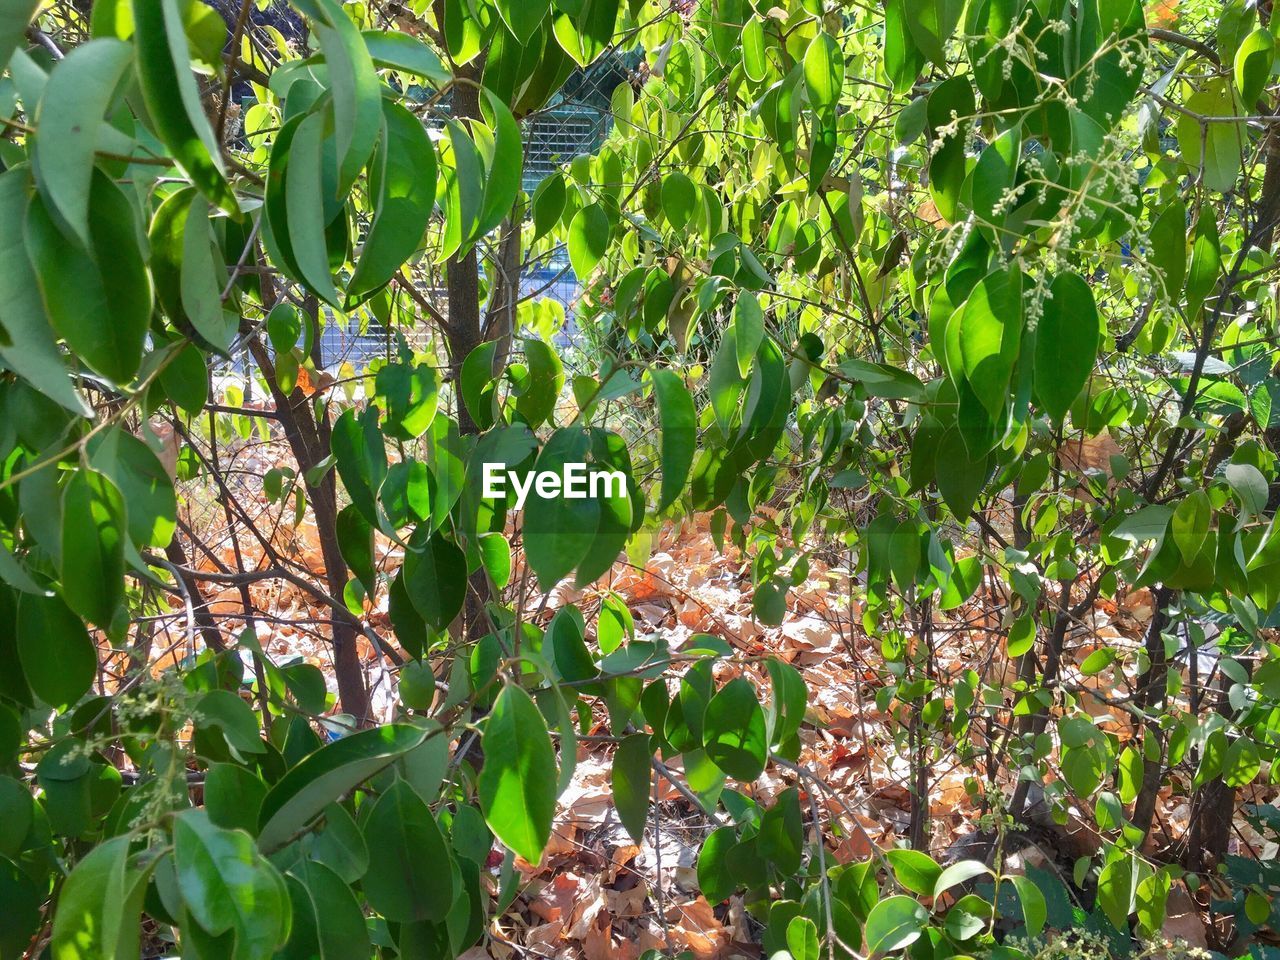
top-left (1, 0), bottom-right (1280, 957)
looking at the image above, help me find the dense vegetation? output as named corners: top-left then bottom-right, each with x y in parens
top-left (1, 0), bottom-right (1280, 957)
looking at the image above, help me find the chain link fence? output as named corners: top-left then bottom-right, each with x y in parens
top-left (317, 51), bottom-right (641, 368)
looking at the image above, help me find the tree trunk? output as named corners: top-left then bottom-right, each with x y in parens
top-left (1185, 670), bottom-right (1236, 874)
top-left (437, 55), bottom-right (496, 643)
top-left (248, 282), bottom-right (371, 724)
top-left (1131, 587), bottom-right (1172, 841)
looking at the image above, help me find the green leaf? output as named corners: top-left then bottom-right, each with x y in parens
top-left (495, 0), bottom-right (548, 43)
top-left (1062, 743), bottom-right (1106, 797)
top-left (51, 834), bottom-right (149, 960)
top-left (883, 0), bottom-right (926, 93)
top-left (1135, 868), bottom-right (1172, 938)
top-left (478, 529), bottom-right (512, 591)
top-left (787, 916), bottom-right (820, 960)
top-left (257, 723), bottom-right (430, 851)
top-left (403, 526), bottom-right (467, 632)
top-left (194, 690), bottom-right (266, 756)
top-left (958, 266), bottom-right (1023, 419)
top-left (284, 664), bottom-right (328, 716)
top-left (1176, 78), bottom-right (1245, 194)
top-left (611, 79), bottom-right (634, 130)
top-left (547, 605), bottom-right (597, 683)
top-left (568, 203), bottom-right (610, 279)
top-left (758, 786), bottom-right (803, 874)
top-left (886, 849), bottom-right (942, 895)
top-left (31, 38), bottom-right (133, 247)
top-left (0, 855), bottom-right (42, 959)
top-left (753, 578), bottom-right (787, 626)
top-left (764, 658), bottom-right (806, 753)
top-left (531, 172), bottom-right (566, 242)
top-left (360, 30), bottom-right (449, 86)
top-left (284, 109), bottom-right (342, 308)
top-left (1251, 387), bottom-right (1273, 429)
top-left (1008, 873), bottom-right (1047, 936)
top-left (440, 118), bottom-right (484, 261)
top-left (935, 426), bottom-right (988, 520)
top-left (262, 114), bottom-right (306, 282)
top-left (515, 337), bottom-right (565, 428)
top-left (742, 16), bottom-right (767, 83)
top-left (1223, 737), bottom-right (1261, 787)
top-left (925, 76), bottom-right (974, 222)
top-left (971, 123), bottom-right (1021, 226)
top-left (762, 65), bottom-right (802, 175)
top-left (1185, 205), bottom-right (1221, 320)
top-left (362, 778), bottom-right (457, 921)
top-left (336, 504), bottom-right (376, 597)
top-left (703, 677), bottom-right (768, 782)
top-left (1149, 198), bottom-right (1187, 299)
top-left (25, 172), bottom-right (151, 385)
top-left (1116, 746), bottom-right (1142, 805)
top-left (0, 776), bottom-right (32, 858)
top-left (86, 428), bottom-right (178, 550)
top-left (60, 468), bottom-right (126, 628)
top-left (204, 763), bottom-right (268, 834)
top-left (1235, 27), bottom-right (1275, 107)
top-left (1006, 615), bottom-right (1035, 658)
top-left (939, 555), bottom-right (982, 611)
top-left (837, 358), bottom-right (927, 402)
top-left (459, 340), bottom-right (499, 431)
top-left (661, 171), bottom-right (697, 231)
top-left (1245, 890), bottom-right (1271, 926)
top-left (597, 592), bottom-right (633, 654)
top-left (697, 825), bottom-right (738, 903)
top-left (552, 0), bottom-right (619, 67)
top-left (381, 461), bottom-right (433, 530)
top-left (398, 658), bottom-right (436, 713)
top-left (476, 90), bottom-right (523, 238)
top-left (650, 369), bottom-right (696, 513)
top-left (733, 293), bottom-right (765, 378)
top-left (1195, 729), bottom-right (1227, 786)
top-left (864, 895), bottom-right (928, 953)
top-left (332, 407), bottom-right (387, 528)
top-left (1034, 271), bottom-right (1098, 423)
top-left (611, 732), bottom-right (652, 842)
top-left (934, 859), bottom-right (992, 897)
top-left (906, 0), bottom-right (962, 65)
top-left (348, 100), bottom-right (437, 304)
top-left (130, 0), bottom-right (236, 213)
top-left (0, 1), bottom-right (39, 76)
top-left (671, 666), bottom-right (714, 753)
top-left (1080, 648), bottom-right (1117, 676)
top-left (479, 684), bottom-right (558, 864)
top-left (280, 859), bottom-right (371, 960)
top-left (34, 742), bottom-right (92, 841)
top-left (15, 592), bottom-right (95, 710)
top-left (309, 802), bottom-right (370, 884)
top-left (708, 331), bottom-right (745, 439)
top-left (174, 810), bottom-right (290, 955)
top-left (1095, 855), bottom-right (1136, 932)
top-left (802, 33), bottom-right (842, 110)
top-left (0, 168), bottom-right (88, 415)
top-left (1171, 490), bottom-right (1211, 565)
top-left (888, 518), bottom-right (922, 590)
top-left (522, 429), bottom-right (599, 590)
top-left (295, 0), bottom-right (381, 200)
top-left (180, 193), bottom-right (236, 350)
top-left (1226, 462), bottom-right (1268, 516)
top-left (158, 343), bottom-right (208, 415)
